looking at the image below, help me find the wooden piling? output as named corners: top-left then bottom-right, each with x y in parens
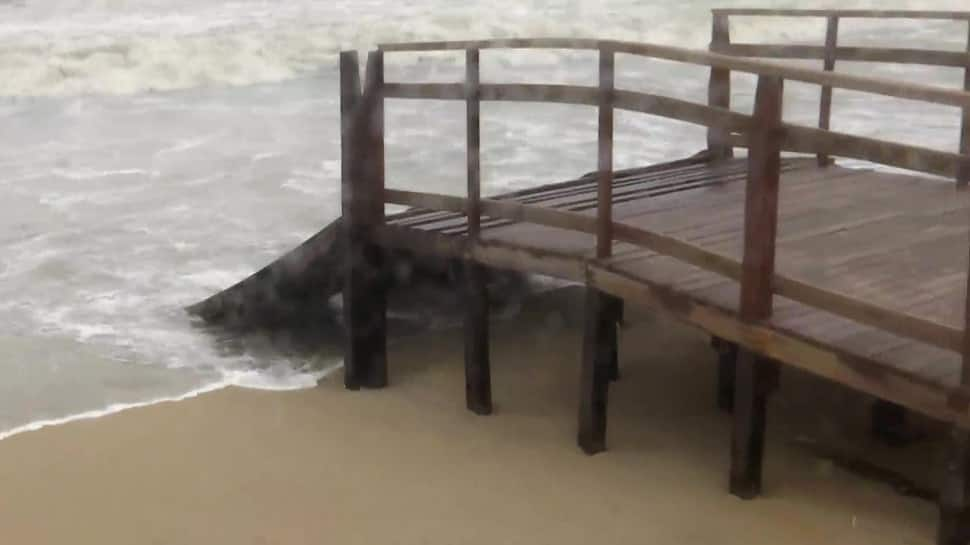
top-left (462, 48), bottom-right (492, 415)
top-left (713, 338), bottom-right (738, 412)
top-left (730, 75), bottom-right (783, 499)
top-left (606, 295), bottom-right (623, 382)
top-left (341, 50), bottom-right (388, 390)
top-left (463, 263), bottom-right (492, 415)
top-left (578, 288), bottom-right (613, 454)
top-left (938, 246), bottom-right (970, 544)
top-left (597, 48), bottom-right (615, 260)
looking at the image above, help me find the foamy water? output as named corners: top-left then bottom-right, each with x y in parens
top-left (0, 0), bottom-right (966, 439)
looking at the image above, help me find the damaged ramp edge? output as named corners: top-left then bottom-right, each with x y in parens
top-left (186, 219), bottom-right (346, 329)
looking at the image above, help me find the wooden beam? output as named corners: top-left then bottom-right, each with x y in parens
top-left (463, 262), bottom-right (492, 415)
top-left (714, 43), bottom-right (969, 68)
top-left (597, 49), bottom-right (615, 259)
top-left (578, 288), bottom-right (613, 454)
top-left (817, 16), bottom-right (839, 166)
top-left (587, 265), bottom-right (970, 430)
top-left (731, 75), bottom-right (784, 500)
top-left (708, 12), bottom-right (734, 159)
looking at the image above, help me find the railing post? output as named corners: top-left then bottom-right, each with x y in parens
top-left (707, 12), bottom-right (734, 160)
top-left (341, 50), bottom-right (388, 390)
top-left (958, 21), bottom-right (970, 187)
top-left (938, 248), bottom-right (970, 543)
top-left (817, 15), bottom-right (839, 166)
top-left (730, 75), bottom-right (784, 500)
top-left (463, 47), bottom-right (492, 415)
top-left (578, 46), bottom-right (617, 455)
top-left (597, 48), bottom-right (615, 260)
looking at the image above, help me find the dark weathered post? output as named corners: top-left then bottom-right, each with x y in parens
top-left (463, 48), bottom-right (492, 415)
top-left (341, 50), bottom-right (388, 390)
top-left (817, 15), bottom-right (839, 167)
top-left (938, 252), bottom-right (970, 545)
top-left (578, 47), bottom-right (617, 454)
top-left (707, 12), bottom-right (734, 160)
top-left (712, 337), bottom-right (738, 412)
top-left (730, 75), bottom-right (783, 499)
top-left (958, 22), bottom-right (970, 188)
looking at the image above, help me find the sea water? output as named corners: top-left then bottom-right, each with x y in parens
top-left (0, 0), bottom-right (965, 438)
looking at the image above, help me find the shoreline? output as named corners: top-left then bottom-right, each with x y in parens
top-left (0, 287), bottom-right (940, 544)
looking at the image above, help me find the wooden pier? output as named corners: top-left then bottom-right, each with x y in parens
top-left (194, 9), bottom-right (970, 545)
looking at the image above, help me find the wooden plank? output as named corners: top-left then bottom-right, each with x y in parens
top-left (463, 262), bottom-right (492, 415)
top-left (598, 49), bottom-right (615, 259)
top-left (466, 49), bottom-right (482, 239)
top-left (379, 38), bottom-right (970, 109)
top-left (818, 16), bottom-right (839, 166)
top-left (385, 185), bottom-right (967, 354)
top-left (731, 75), bottom-right (784, 500)
top-left (714, 43), bottom-right (969, 68)
top-left (708, 12), bottom-right (734, 159)
top-left (710, 9), bottom-right (970, 20)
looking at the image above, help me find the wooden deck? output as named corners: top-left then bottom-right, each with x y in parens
top-left (379, 154), bottom-right (969, 409)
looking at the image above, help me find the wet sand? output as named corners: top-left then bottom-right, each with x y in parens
top-left (0, 289), bottom-right (940, 544)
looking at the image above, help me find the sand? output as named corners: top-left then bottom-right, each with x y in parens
top-left (0, 288), bottom-right (941, 544)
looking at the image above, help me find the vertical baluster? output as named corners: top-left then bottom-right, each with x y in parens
top-left (958, 21), bottom-right (970, 187)
top-left (597, 48), bottom-right (615, 259)
top-left (707, 13), bottom-right (733, 160)
top-left (818, 15), bottom-right (839, 166)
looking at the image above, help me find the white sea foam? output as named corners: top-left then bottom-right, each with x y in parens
top-left (3, 0), bottom-right (962, 98)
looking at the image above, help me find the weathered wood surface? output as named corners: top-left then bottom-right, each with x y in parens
top-left (375, 155), bottom-right (970, 429)
top-left (379, 38), bottom-right (970, 109)
top-left (711, 8), bottom-right (970, 19)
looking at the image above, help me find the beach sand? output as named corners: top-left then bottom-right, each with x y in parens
top-left (0, 288), bottom-right (942, 544)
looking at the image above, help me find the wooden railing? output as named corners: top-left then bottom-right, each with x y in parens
top-left (709, 8), bottom-right (970, 181)
top-left (339, 36), bottom-right (970, 367)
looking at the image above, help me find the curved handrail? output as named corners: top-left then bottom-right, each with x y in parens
top-left (379, 38), bottom-right (970, 109)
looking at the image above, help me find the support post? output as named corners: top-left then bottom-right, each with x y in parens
top-left (937, 246), bottom-right (970, 545)
top-left (730, 75), bottom-right (783, 499)
top-left (817, 15), bottom-right (839, 167)
top-left (463, 262), bottom-right (492, 415)
top-left (462, 48), bottom-right (492, 415)
top-left (712, 337), bottom-right (738, 412)
top-left (707, 13), bottom-right (734, 160)
top-left (578, 288), bottom-right (612, 455)
top-left (341, 50), bottom-right (388, 390)
top-left (606, 296), bottom-right (623, 382)
top-left (958, 22), bottom-right (970, 188)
